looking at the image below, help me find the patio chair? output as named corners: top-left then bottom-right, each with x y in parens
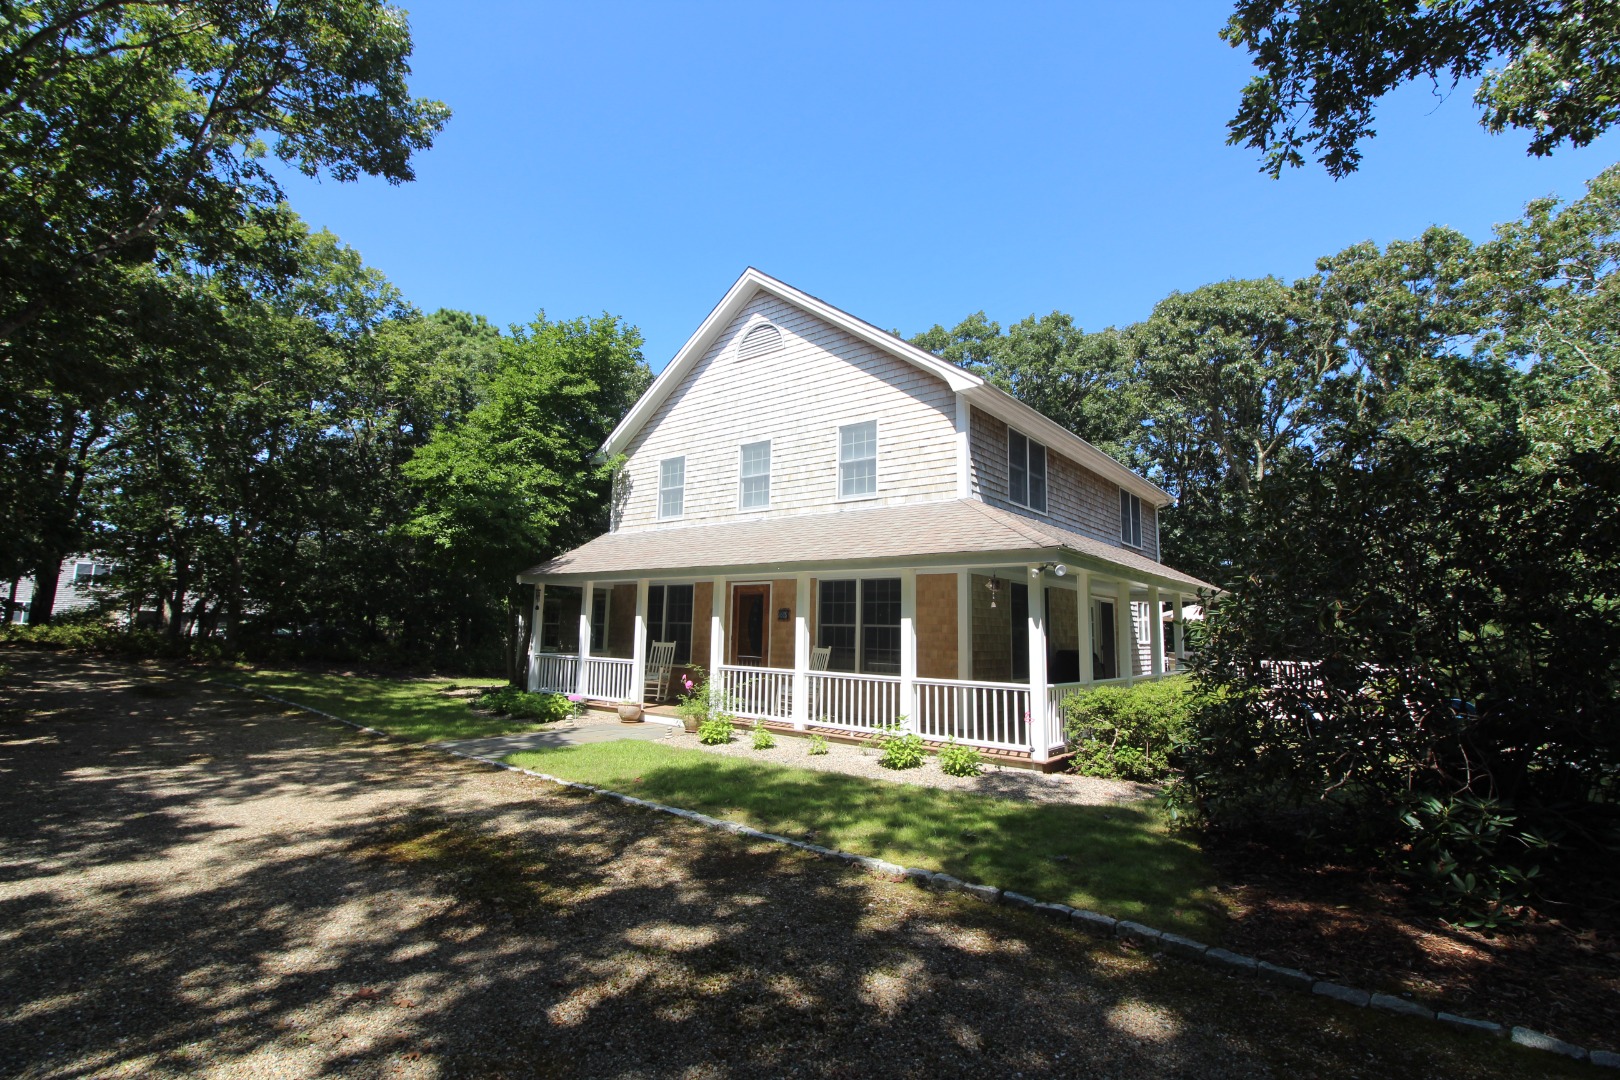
top-left (644, 641), bottom-right (676, 702)
top-left (810, 646), bottom-right (831, 671)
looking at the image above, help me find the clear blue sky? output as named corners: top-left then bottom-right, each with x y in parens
top-left (275, 1), bottom-right (1618, 372)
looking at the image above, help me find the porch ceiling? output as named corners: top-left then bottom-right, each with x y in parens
top-left (518, 499), bottom-right (1214, 592)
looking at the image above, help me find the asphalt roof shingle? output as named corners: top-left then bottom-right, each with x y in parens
top-left (518, 499), bottom-right (1214, 591)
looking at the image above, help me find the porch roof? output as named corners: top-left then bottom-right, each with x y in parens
top-left (518, 499), bottom-right (1215, 592)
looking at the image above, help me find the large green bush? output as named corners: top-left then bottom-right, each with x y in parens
top-left (476, 687), bottom-right (575, 723)
top-left (1063, 678), bottom-right (1197, 782)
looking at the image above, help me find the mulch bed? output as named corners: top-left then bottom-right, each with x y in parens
top-left (1208, 840), bottom-right (1620, 1052)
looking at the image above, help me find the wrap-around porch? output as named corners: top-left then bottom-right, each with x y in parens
top-left (527, 563), bottom-right (1196, 764)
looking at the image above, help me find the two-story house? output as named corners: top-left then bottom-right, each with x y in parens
top-left (519, 269), bottom-right (1213, 764)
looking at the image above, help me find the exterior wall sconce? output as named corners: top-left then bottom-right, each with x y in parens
top-left (986, 573), bottom-right (1001, 608)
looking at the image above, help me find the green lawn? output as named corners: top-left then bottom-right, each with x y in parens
top-left (221, 668), bottom-right (537, 742)
top-left (506, 739), bottom-right (1225, 940)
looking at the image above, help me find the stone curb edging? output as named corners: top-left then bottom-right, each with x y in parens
top-left (223, 681), bottom-right (1616, 1071)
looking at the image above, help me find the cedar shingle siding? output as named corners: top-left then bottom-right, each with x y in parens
top-left (614, 292), bottom-right (958, 532)
top-left (968, 406), bottom-right (1158, 562)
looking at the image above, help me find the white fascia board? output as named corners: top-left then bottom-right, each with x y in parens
top-left (600, 267), bottom-right (981, 459)
top-left (961, 384), bottom-right (1173, 507)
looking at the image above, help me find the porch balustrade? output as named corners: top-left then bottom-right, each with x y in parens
top-left (582, 656), bottom-right (634, 702)
top-left (718, 664), bottom-right (794, 721)
top-left (913, 677), bottom-right (1030, 751)
top-left (531, 652), bottom-right (579, 694)
top-left (805, 670), bottom-right (900, 732)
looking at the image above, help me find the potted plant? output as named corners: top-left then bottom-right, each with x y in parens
top-left (674, 670), bottom-right (710, 733)
top-left (617, 699), bottom-right (644, 723)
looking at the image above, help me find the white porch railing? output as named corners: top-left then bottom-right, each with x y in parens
top-left (531, 652), bottom-right (579, 694)
top-left (719, 665), bottom-right (793, 721)
top-left (583, 656), bottom-right (635, 702)
top-left (805, 671), bottom-right (901, 732)
top-left (914, 677), bottom-right (1032, 751)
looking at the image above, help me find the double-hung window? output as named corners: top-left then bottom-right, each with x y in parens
top-left (738, 440), bottom-right (771, 509)
top-left (73, 562), bottom-right (111, 584)
top-left (1007, 429), bottom-right (1047, 512)
top-left (838, 421), bottom-right (877, 499)
top-left (816, 578), bottom-right (900, 674)
top-left (1120, 490), bottom-right (1143, 547)
top-left (659, 456), bottom-right (685, 519)
top-left (646, 584), bottom-right (694, 663)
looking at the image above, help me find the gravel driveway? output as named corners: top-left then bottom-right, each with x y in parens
top-left (0, 651), bottom-right (1580, 1079)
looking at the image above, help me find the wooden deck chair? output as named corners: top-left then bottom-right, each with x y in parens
top-left (810, 646), bottom-right (831, 672)
top-left (644, 641), bottom-right (676, 702)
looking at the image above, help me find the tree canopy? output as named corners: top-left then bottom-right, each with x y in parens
top-left (1224, 0), bottom-right (1620, 177)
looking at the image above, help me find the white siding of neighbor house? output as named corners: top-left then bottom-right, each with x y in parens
top-left (968, 406), bottom-right (1159, 562)
top-left (9, 557), bottom-right (111, 622)
top-left (614, 291), bottom-right (959, 532)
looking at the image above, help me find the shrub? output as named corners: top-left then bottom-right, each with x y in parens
top-left (698, 715), bottom-right (735, 745)
top-left (751, 720), bottom-right (776, 750)
top-left (477, 687), bottom-right (574, 723)
top-left (1396, 794), bottom-right (1553, 929)
top-left (937, 740), bottom-right (983, 777)
top-left (871, 718), bottom-right (926, 770)
top-left (806, 733), bottom-right (829, 755)
top-left (1063, 679), bottom-right (1196, 782)
top-left (675, 668), bottom-right (736, 728)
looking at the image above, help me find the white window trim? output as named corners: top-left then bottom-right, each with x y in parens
top-left (836, 419), bottom-right (879, 502)
top-left (1007, 427), bottom-right (1049, 515)
top-left (818, 577), bottom-right (901, 675)
top-left (1120, 490), bottom-right (1143, 548)
top-left (658, 455), bottom-right (686, 520)
top-left (737, 439), bottom-right (772, 511)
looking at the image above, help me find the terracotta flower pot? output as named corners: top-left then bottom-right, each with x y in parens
top-left (681, 715), bottom-right (701, 734)
top-left (617, 702), bottom-right (644, 723)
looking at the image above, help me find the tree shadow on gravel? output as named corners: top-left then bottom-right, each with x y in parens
top-left (0, 650), bottom-right (1597, 1080)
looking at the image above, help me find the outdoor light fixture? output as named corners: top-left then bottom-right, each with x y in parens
top-left (986, 573), bottom-right (1002, 608)
top-left (1036, 562), bottom-right (1069, 577)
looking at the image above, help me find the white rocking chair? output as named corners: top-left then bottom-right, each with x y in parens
top-left (644, 641), bottom-right (677, 702)
top-left (810, 646), bottom-right (832, 672)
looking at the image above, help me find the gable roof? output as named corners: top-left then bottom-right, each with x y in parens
top-left (518, 498), bottom-right (1213, 592)
top-left (603, 268), bottom-right (1173, 507)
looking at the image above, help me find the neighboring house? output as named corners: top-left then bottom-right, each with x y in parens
top-left (519, 269), bottom-right (1214, 764)
top-left (8, 557), bottom-right (114, 624)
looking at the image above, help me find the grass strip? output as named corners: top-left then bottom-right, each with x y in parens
top-left (507, 739), bottom-right (1225, 939)
top-left (222, 668), bottom-right (525, 742)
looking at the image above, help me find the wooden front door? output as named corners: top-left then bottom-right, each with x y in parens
top-left (730, 584), bottom-right (770, 667)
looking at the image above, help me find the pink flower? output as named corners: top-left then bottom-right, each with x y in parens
top-left (1022, 711), bottom-right (1031, 724)
top-left (682, 676), bottom-right (694, 691)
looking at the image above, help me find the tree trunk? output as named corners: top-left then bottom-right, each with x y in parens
top-left (26, 556), bottom-right (63, 625)
top-left (509, 584), bottom-right (534, 688)
top-left (3, 578), bottom-right (16, 626)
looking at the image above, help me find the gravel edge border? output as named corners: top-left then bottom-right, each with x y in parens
top-left (225, 681), bottom-right (1616, 1070)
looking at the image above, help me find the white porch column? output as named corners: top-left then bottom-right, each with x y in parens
top-left (1074, 569), bottom-right (1092, 686)
top-left (528, 582), bottom-right (546, 692)
top-left (1027, 565), bottom-right (1050, 762)
top-left (630, 579), bottom-right (649, 704)
top-left (956, 569), bottom-right (972, 680)
top-left (576, 580), bottom-right (595, 699)
top-left (791, 573), bottom-right (811, 730)
top-left (1115, 579), bottom-right (1135, 684)
top-left (899, 569), bottom-right (918, 732)
top-left (708, 577), bottom-right (726, 680)
top-left (1173, 591), bottom-right (1187, 663)
top-left (1149, 584), bottom-right (1165, 677)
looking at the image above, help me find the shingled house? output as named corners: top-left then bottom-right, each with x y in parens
top-left (518, 269), bottom-right (1213, 764)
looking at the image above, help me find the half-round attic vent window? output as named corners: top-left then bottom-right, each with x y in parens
top-left (736, 321), bottom-right (783, 362)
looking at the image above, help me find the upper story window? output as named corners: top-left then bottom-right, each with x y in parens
top-left (1120, 490), bottom-right (1143, 547)
top-left (736, 321), bottom-right (783, 362)
top-left (659, 456), bottom-right (685, 519)
top-left (838, 421), bottom-right (877, 499)
top-left (738, 440), bottom-right (771, 509)
top-left (73, 562), bottom-right (111, 584)
top-left (1007, 429), bottom-right (1047, 513)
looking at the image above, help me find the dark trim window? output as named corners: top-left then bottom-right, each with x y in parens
top-left (817, 577), bottom-right (901, 674)
top-left (739, 440), bottom-right (771, 509)
top-left (590, 588), bottom-right (609, 650)
top-left (647, 584), bottom-right (694, 664)
top-left (1120, 490), bottom-right (1143, 547)
top-left (659, 456), bottom-right (685, 519)
top-left (539, 587), bottom-right (581, 652)
top-left (73, 561), bottom-right (111, 584)
top-left (1008, 429), bottom-right (1047, 512)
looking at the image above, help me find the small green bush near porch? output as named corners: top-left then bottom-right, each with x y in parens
top-left (1064, 678), bottom-right (1200, 782)
top-left (477, 686), bottom-right (575, 723)
top-left (505, 740), bottom-right (1223, 939)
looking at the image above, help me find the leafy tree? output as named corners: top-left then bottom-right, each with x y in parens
top-left (404, 313), bottom-right (652, 677)
top-left (1224, 0), bottom-right (1620, 177)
